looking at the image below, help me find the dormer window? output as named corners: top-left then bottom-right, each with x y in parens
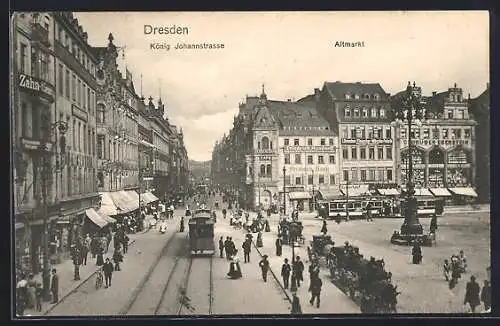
top-left (344, 108), bottom-right (351, 117)
top-left (364, 93), bottom-right (370, 99)
top-left (345, 93), bottom-right (351, 99)
top-left (373, 93), bottom-right (380, 100)
top-left (379, 109), bottom-right (385, 117)
top-left (354, 94), bottom-right (360, 100)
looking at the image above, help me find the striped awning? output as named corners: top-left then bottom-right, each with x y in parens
top-left (377, 188), bottom-right (400, 196)
top-left (449, 187), bottom-right (478, 197)
top-left (108, 191), bottom-right (137, 213)
top-left (429, 188), bottom-right (452, 197)
top-left (288, 191), bottom-right (312, 200)
top-left (138, 191), bottom-right (159, 204)
top-left (85, 208), bottom-right (108, 228)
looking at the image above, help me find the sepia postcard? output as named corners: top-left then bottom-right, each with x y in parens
top-left (10, 11), bottom-right (490, 317)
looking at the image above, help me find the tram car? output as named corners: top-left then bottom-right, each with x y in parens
top-left (188, 212), bottom-right (215, 256)
top-left (361, 197), bottom-right (385, 218)
top-left (327, 199), bottom-right (364, 220)
top-left (398, 197), bottom-right (444, 218)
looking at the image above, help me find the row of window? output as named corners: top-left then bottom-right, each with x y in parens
top-left (341, 126), bottom-right (392, 139)
top-left (67, 113), bottom-right (96, 157)
top-left (96, 135), bottom-right (138, 163)
top-left (401, 149), bottom-right (469, 165)
top-left (283, 138), bottom-right (335, 146)
top-left (18, 43), bottom-right (51, 83)
top-left (284, 154), bottom-right (336, 165)
top-left (400, 127), bottom-right (471, 140)
top-left (342, 146), bottom-right (393, 160)
top-left (344, 93), bottom-right (381, 100)
top-left (445, 109), bottom-right (469, 120)
top-left (54, 21), bottom-right (97, 80)
top-left (284, 174), bottom-right (336, 185)
top-left (342, 169), bottom-right (393, 182)
top-left (344, 107), bottom-right (386, 119)
top-left (57, 63), bottom-right (96, 115)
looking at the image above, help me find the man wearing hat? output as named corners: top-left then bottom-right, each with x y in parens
top-left (259, 255), bottom-right (270, 282)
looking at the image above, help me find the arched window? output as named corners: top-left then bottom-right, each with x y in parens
top-left (261, 136), bottom-right (270, 150)
top-left (270, 141), bottom-right (273, 149)
top-left (260, 164), bottom-right (266, 176)
top-left (266, 164), bottom-right (272, 176)
top-left (354, 94), bottom-right (360, 99)
top-left (373, 93), bottom-right (380, 100)
top-left (257, 141), bottom-right (261, 149)
top-left (364, 93), bottom-right (370, 99)
top-left (429, 147), bottom-right (445, 164)
top-left (345, 93), bottom-right (351, 99)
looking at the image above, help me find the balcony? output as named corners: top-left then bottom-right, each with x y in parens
top-left (31, 23), bottom-right (50, 48)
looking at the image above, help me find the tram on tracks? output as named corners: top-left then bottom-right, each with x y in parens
top-left (188, 211), bottom-right (215, 256)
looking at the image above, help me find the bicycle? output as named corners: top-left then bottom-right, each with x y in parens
top-left (95, 268), bottom-right (104, 289)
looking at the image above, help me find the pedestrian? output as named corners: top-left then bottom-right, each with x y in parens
top-left (35, 283), bottom-right (42, 312)
top-left (227, 250), bottom-right (242, 279)
top-left (222, 208), bottom-right (227, 219)
top-left (290, 292), bottom-right (302, 315)
top-left (122, 234), bottom-right (129, 254)
top-left (224, 237), bottom-right (231, 260)
top-left (256, 231), bottom-right (263, 247)
top-left (309, 275), bottom-right (323, 308)
top-left (464, 275), bottom-right (481, 313)
top-left (412, 242), bottom-right (422, 264)
top-left (443, 259), bottom-right (451, 281)
top-left (72, 246), bottom-right (81, 281)
top-left (84, 234), bottom-right (91, 264)
top-left (320, 219), bottom-right (327, 235)
top-left (309, 262), bottom-right (320, 283)
top-left (219, 237), bottom-right (224, 258)
top-left (16, 274), bottom-right (28, 316)
top-left (96, 246), bottom-right (104, 267)
top-left (81, 241), bottom-right (89, 266)
top-left (264, 219), bottom-right (271, 232)
top-left (90, 236), bottom-right (98, 258)
top-left (242, 238), bottom-right (251, 263)
top-left (180, 216), bottom-right (185, 232)
top-left (113, 246), bottom-right (123, 271)
top-left (26, 274), bottom-right (36, 309)
top-left (293, 256), bottom-right (304, 288)
top-left (430, 215), bottom-right (438, 233)
top-left (481, 280), bottom-right (491, 312)
top-left (281, 258), bottom-right (291, 289)
top-left (275, 237), bottom-right (282, 256)
top-left (335, 213), bottom-right (342, 224)
top-left (50, 269), bottom-right (59, 304)
top-left (259, 255), bottom-right (270, 282)
top-left (103, 258), bottom-right (114, 288)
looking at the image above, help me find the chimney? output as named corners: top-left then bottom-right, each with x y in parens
top-left (432, 91), bottom-right (437, 96)
top-left (287, 99), bottom-right (291, 102)
top-left (314, 88), bottom-right (321, 101)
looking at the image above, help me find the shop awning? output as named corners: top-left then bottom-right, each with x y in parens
top-left (377, 188), bottom-right (400, 196)
top-left (340, 185), bottom-right (370, 197)
top-left (85, 208), bottom-right (109, 228)
top-left (108, 191), bottom-right (136, 213)
top-left (97, 192), bottom-right (120, 216)
top-left (316, 189), bottom-right (343, 200)
top-left (120, 191), bottom-right (140, 211)
top-left (429, 188), bottom-right (452, 197)
top-left (138, 191), bottom-right (159, 204)
top-left (288, 191), bottom-right (312, 200)
top-left (414, 188), bottom-right (433, 196)
top-left (146, 191), bottom-right (159, 202)
top-left (125, 190), bottom-right (141, 206)
top-left (449, 187), bottom-right (478, 197)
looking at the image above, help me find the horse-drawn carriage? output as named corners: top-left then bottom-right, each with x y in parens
top-left (307, 235), bottom-right (400, 313)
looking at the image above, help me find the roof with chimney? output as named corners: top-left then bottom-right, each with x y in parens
top-left (469, 85), bottom-right (490, 119)
top-left (324, 81), bottom-right (390, 101)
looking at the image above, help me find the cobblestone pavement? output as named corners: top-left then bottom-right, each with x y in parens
top-left (210, 216), bottom-right (291, 315)
top-left (273, 210), bottom-right (490, 313)
top-left (34, 211), bottom-right (183, 316)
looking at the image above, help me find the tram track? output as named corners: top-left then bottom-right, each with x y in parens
top-left (119, 231), bottom-right (189, 316)
top-left (177, 254), bottom-right (214, 315)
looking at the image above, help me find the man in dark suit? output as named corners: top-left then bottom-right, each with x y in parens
top-left (50, 269), bottom-right (59, 304)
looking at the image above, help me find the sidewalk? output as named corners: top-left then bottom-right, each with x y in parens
top-left (248, 213), bottom-right (359, 314)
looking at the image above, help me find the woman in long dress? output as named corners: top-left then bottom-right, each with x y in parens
top-left (26, 274), bottom-right (36, 309)
top-left (227, 251), bottom-right (242, 279)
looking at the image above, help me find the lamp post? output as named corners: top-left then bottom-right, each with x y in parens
top-left (391, 81), bottom-right (425, 242)
top-left (282, 166), bottom-right (287, 216)
top-left (345, 177), bottom-right (350, 221)
top-left (39, 119), bottom-right (67, 301)
top-left (311, 169), bottom-right (315, 212)
top-left (258, 170), bottom-right (261, 209)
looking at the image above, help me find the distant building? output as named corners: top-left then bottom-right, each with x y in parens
top-left (308, 81), bottom-right (396, 195)
top-left (391, 82), bottom-right (477, 196)
top-left (212, 87), bottom-right (340, 211)
top-left (468, 84), bottom-right (490, 202)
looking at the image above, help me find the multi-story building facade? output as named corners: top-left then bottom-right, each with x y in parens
top-left (212, 89), bottom-right (340, 211)
top-left (468, 84), bottom-right (489, 203)
top-left (391, 82), bottom-right (477, 194)
top-left (12, 12), bottom-right (189, 274)
top-left (12, 12), bottom-right (101, 272)
top-left (309, 82), bottom-right (396, 194)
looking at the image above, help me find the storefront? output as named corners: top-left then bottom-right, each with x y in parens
top-left (288, 191), bottom-right (312, 212)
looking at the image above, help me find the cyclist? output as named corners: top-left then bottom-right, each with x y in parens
top-left (95, 266), bottom-right (104, 289)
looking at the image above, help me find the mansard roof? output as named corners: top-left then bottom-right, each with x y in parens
top-left (324, 81), bottom-right (389, 101)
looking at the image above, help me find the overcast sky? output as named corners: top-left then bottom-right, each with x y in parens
top-left (74, 11), bottom-right (489, 161)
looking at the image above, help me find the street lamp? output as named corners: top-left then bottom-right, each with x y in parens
top-left (311, 169), bottom-right (315, 212)
top-left (390, 81), bottom-right (425, 244)
top-left (39, 119), bottom-right (67, 301)
top-left (282, 166), bottom-right (287, 216)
